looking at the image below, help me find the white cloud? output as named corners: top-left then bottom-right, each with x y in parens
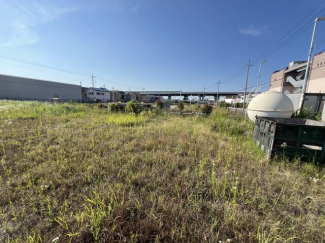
top-left (239, 25), bottom-right (267, 36)
top-left (0, 23), bottom-right (39, 46)
top-left (0, 0), bottom-right (79, 46)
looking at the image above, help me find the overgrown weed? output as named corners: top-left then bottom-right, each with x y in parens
top-left (0, 101), bottom-right (324, 242)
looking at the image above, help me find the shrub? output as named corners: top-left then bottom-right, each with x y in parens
top-left (202, 104), bottom-right (213, 115)
top-left (156, 100), bottom-right (163, 109)
top-left (178, 102), bottom-right (184, 111)
top-left (108, 103), bottom-right (120, 113)
top-left (194, 103), bottom-right (201, 112)
top-left (96, 103), bottom-right (106, 109)
top-left (219, 101), bottom-right (243, 109)
top-left (234, 102), bottom-right (243, 108)
top-left (126, 100), bottom-right (141, 115)
top-left (292, 108), bottom-right (321, 121)
top-left (219, 101), bottom-right (229, 108)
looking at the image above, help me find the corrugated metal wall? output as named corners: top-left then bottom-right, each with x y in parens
top-left (0, 74), bottom-right (81, 100)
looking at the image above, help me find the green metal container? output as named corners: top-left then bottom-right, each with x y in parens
top-left (254, 117), bottom-right (325, 163)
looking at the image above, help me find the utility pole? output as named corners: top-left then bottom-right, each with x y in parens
top-left (299, 17), bottom-right (325, 111)
top-left (203, 86), bottom-right (206, 101)
top-left (112, 86), bottom-right (115, 103)
top-left (257, 61), bottom-right (266, 88)
top-left (243, 60), bottom-right (253, 113)
top-left (216, 80), bottom-right (221, 105)
top-left (92, 74), bottom-right (95, 101)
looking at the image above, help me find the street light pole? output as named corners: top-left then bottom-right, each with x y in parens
top-left (243, 59), bottom-right (253, 113)
top-left (257, 60), bottom-right (266, 88)
top-left (298, 16), bottom-right (325, 111)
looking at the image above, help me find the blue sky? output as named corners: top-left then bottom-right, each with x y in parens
top-left (1, 0), bottom-right (325, 92)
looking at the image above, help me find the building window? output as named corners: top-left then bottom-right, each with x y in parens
top-left (89, 92), bottom-right (93, 95)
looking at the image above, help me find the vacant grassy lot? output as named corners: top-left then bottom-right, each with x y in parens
top-left (1, 101), bottom-right (325, 242)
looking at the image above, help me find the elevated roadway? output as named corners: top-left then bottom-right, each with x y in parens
top-left (134, 91), bottom-right (246, 101)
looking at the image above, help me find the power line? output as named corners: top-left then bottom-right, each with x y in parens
top-left (232, 36), bottom-right (325, 93)
top-left (95, 76), bottom-right (142, 90)
top-left (0, 54), bottom-right (143, 90)
top-left (221, 22), bottom-right (311, 86)
top-left (257, 23), bottom-right (313, 62)
top-left (222, 66), bottom-right (247, 84)
top-left (0, 60), bottom-right (82, 84)
top-left (221, 1), bottom-right (325, 86)
top-left (0, 54), bottom-right (91, 77)
top-left (235, 80), bottom-right (270, 92)
top-left (250, 0), bottom-right (325, 65)
top-left (257, 37), bottom-right (325, 80)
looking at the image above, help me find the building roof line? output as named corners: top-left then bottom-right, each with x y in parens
top-left (0, 73), bottom-right (81, 87)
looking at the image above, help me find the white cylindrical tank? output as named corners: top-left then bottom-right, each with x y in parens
top-left (247, 91), bottom-right (294, 122)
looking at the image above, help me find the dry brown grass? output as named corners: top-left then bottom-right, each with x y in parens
top-left (0, 101), bottom-right (325, 242)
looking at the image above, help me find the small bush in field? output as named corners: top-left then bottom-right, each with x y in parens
top-left (178, 102), bottom-right (184, 111)
top-left (108, 103), bottom-right (119, 113)
top-left (202, 104), bottom-right (213, 115)
top-left (156, 100), bottom-right (163, 109)
top-left (194, 103), bottom-right (201, 112)
top-left (126, 100), bottom-right (141, 115)
top-left (219, 101), bottom-right (229, 108)
top-left (234, 102), bottom-right (243, 108)
top-left (96, 103), bottom-right (106, 109)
